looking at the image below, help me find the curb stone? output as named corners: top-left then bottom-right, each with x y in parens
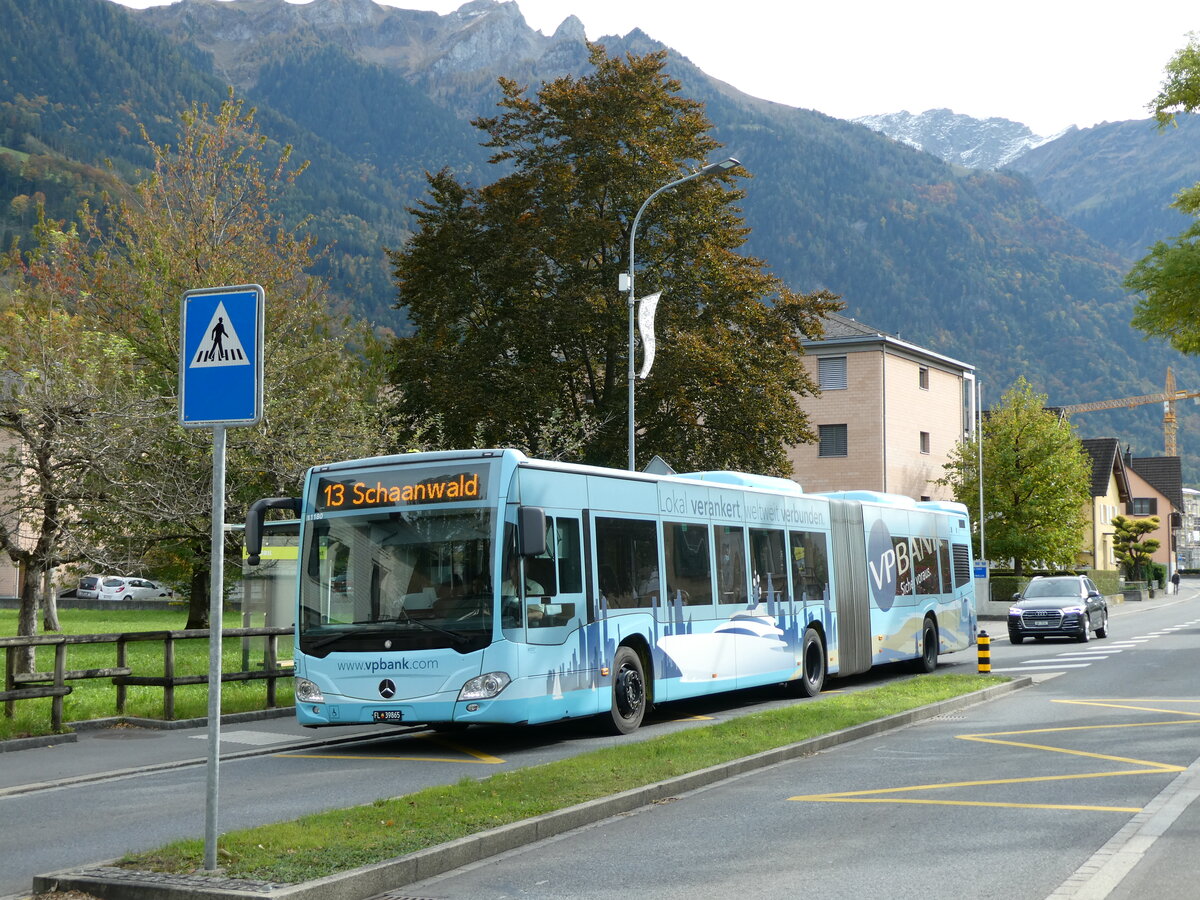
top-left (0, 732), bottom-right (77, 754)
top-left (33, 677), bottom-right (1032, 900)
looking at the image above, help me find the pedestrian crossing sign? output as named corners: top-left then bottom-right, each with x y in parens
top-left (179, 285), bottom-right (264, 427)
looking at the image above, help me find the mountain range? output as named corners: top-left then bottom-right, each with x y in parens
top-left (4, 0), bottom-right (1200, 480)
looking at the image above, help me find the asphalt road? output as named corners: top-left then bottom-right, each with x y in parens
top-left (3, 588), bottom-right (1198, 899)
top-left (0, 651), bottom-right (933, 896)
top-left (403, 590), bottom-right (1200, 899)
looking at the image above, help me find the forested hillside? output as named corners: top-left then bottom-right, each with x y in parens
top-left (3, 0), bottom-right (1199, 476)
top-left (1009, 116), bottom-right (1200, 264)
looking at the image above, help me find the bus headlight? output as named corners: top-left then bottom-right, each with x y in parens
top-left (458, 672), bottom-right (511, 701)
top-left (295, 678), bottom-right (324, 703)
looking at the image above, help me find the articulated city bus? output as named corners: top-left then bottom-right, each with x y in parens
top-left (244, 449), bottom-right (977, 734)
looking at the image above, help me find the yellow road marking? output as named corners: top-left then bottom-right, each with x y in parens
top-left (789, 698), bottom-right (1197, 812)
top-left (277, 734), bottom-right (504, 765)
top-left (789, 798), bottom-right (1142, 812)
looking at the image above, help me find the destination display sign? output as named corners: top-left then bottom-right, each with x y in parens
top-left (314, 466), bottom-right (490, 512)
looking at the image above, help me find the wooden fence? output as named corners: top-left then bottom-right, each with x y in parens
top-left (1, 626), bottom-right (293, 731)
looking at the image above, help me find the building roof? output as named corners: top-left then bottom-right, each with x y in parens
top-left (1127, 453), bottom-right (1183, 512)
top-left (804, 311), bottom-right (974, 374)
top-left (1080, 437), bottom-right (1132, 501)
top-left (818, 311), bottom-right (889, 340)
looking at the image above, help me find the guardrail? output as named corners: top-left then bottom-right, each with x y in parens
top-left (1, 626), bottom-right (293, 731)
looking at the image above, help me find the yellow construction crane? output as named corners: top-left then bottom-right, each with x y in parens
top-left (1060, 367), bottom-right (1200, 456)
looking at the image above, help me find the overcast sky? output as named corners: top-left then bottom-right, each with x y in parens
top-left (110, 0), bottom-right (1197, 137)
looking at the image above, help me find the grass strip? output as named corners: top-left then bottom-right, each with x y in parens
top-left (123, 673), bottom-right (1008, 883)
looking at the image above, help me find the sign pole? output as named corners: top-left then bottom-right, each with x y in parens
top-left (180, 284), bottom-right (263, 872)
top-left (204, 424), bottom-right (227, 871)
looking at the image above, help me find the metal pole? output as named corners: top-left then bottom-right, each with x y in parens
top-left (977, 380), bottom-right (985, 565)
top-left (204, 424), bottom-right (227, 871)
top-left (627, 182), bottom-right (676, 472)
top-left (626, 158), bottom-right (740, 471)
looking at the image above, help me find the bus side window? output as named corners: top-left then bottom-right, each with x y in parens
top-left (595, 516), bottom-right (659, 610)
top-left (525, 518), bottom-right (557, 597)
top-left (716, 525), bottom-right (747, 606)
top-left (663, 521), bottom-right (713, 608)
top-left (938, 540), bottom-right (953, 594)
top-left (789, 530), bottom-right (829, 604)
top-left (749, 528), bottom-right (787, 602)
top-left (556, 517), bottom-right (582, 593)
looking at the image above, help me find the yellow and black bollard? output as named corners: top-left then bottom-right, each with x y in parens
top-left (977, 630), bottom-right (991, 673)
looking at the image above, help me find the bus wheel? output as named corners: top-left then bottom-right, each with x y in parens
top-left (914, 617), bottom-right (938, 673)
top-left (789, 627), bottom-right (826, 697)
top-left (606, 646), bottom-right (647, 735)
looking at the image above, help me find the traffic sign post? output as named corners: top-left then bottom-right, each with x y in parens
top-left (180, 285), bottom-right (264, 428)
top-left (179, 284), bottom-right (265, 871)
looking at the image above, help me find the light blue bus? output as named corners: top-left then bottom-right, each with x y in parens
top-left (244, 449), bottom-right (977, 734)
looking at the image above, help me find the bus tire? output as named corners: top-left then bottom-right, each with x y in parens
top-left (605, 645), bottom-right (647, 735)
top-left (914, 617), bottom-right (938, 673)
top-left (788, 627), bottom-right (826, 697)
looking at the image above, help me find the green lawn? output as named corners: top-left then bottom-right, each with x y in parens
top-left (0, 607), bottom-right (292, 740)
top-left (124, 673), bottom-right (1008, 883)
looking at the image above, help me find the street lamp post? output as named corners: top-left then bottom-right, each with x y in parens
top-left (625, 157), bottom-right (740, 471)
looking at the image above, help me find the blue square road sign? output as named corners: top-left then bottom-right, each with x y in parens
top-left (179, 285), bottom-right (264, 428)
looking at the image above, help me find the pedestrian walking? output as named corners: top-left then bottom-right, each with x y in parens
top-left (1171, 570), bottom-right (1181, 594)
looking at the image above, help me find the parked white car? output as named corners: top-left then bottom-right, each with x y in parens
top-left (76, 574), bottom-right (104, 600)
top-left (98, 576), bottom-right (174, 601)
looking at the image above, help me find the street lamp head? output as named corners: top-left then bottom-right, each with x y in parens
top-left (699, 157), bottom-right (740, 176)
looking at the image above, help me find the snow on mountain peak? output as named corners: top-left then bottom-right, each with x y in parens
top-left (853, 108), bottom-right (1071, 170)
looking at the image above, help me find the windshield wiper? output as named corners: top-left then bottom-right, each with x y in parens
top-left (306, 628), bottom-right (371, 652)
top-left (305, 617), bottom-right (473, 651)
top-left (388, 607), bottom-right (473, 645)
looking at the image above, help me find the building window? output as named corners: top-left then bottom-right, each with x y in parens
top-left (919, 366), bottom-right (929, 390)
top-left (1131, 497), bottom-right (1158, 517)
top-left (818, 356), bottom-right (847, 391)
top-left (920, 431), bottom-right (930, 454)
top-left (818, 424), bottom-right (848, 457)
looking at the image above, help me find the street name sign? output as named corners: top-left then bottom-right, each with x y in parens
top-left (179, 284), bottom-right (264, 428)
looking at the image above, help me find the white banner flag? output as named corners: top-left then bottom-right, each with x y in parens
top-left (637, 292), bottom-right (661, 379)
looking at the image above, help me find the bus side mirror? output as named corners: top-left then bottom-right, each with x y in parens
top-left (245, 497), bottom-right (302, 565)
top-left (518, 506), bottom-right (546, 557)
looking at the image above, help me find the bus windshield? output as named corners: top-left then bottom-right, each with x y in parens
top-left (299, 507), bottom-right (495, 656)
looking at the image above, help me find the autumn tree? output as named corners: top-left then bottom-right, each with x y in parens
top-left (1111, 514), bottom-right (1161, 583)
top-left (0, 282), bottom-right (158, 668)
top-left (1127, 34), bottom-right (1200, 348)
top-left (8, 95), bottom-right (385, 627)
top-left (937, 377), bottom-right (1092, 576)
top-left (387, 45), bottom-right (839, 474)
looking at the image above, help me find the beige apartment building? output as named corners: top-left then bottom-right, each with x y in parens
top-left (787, 312), bottom-right (976, 500)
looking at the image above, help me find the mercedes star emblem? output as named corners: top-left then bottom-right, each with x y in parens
top-left (378, 679), bottom-right (396, 699)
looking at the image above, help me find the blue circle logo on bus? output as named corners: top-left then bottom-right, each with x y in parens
top-left (378, 679), bottom-right (396, 699)
top-left (868, 518), bottom-right (898, 611)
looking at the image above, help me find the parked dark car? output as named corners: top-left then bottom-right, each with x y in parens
top-left (1008, 575), bottom-right (1108, 643)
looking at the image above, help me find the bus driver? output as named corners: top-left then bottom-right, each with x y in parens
top-left (501, 555), bottom-right (544, 625)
